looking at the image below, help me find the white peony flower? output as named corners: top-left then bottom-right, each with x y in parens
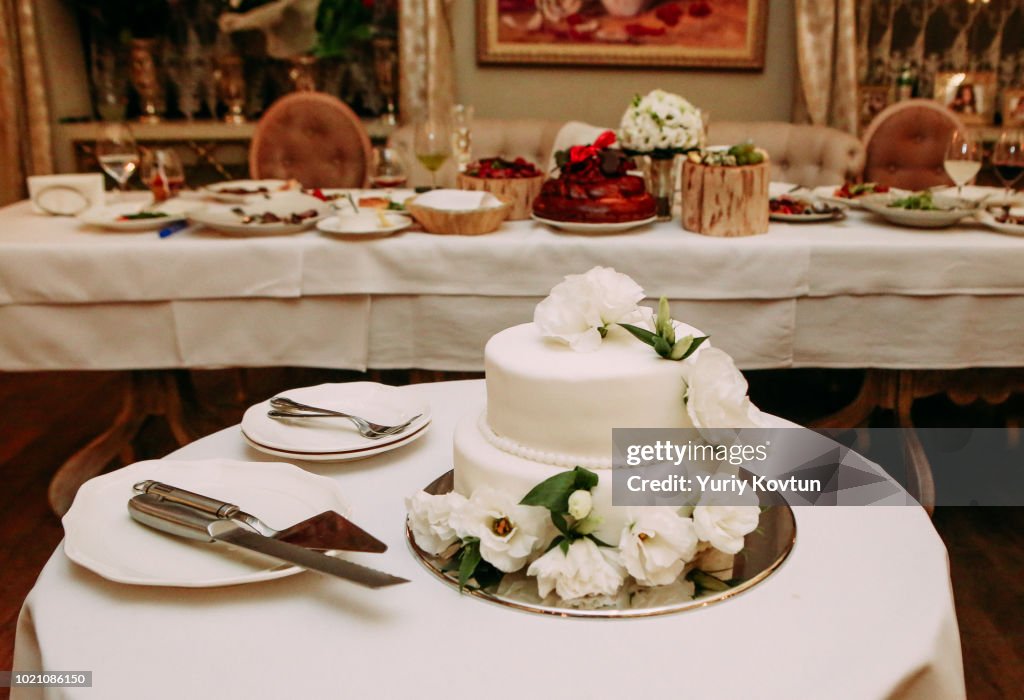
top-left (682, 347), bottom-right (766, 439)
top-left (406, 491), bottom-right (469, 555)
top-left (457, 487), bottom-right (550, 572)
top-left (527, 538), bottom-right (626, 601)
top-left (693, 491), bottom-right (760, 555)
top-left (534, 267), bottom-right (644, 352)
top-left (619, 89), bottom-right (703, 154)
top-left (618, 508), bottom-right (699, 586)
top-left (567, 490), bottom-right (593, 520)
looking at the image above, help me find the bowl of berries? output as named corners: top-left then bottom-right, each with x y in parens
top-left (457, 157), bottom-right (545, 220)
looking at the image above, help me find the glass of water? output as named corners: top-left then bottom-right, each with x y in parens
top-left (95, 122), bottom-right (140, 199)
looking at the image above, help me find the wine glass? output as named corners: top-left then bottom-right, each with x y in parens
top-left (414, 119), bottom-right (452, 190)
top-left (993, 129), bottom-right (1024, 204)
top-left (943, 131), bottom-right (981, 199)
top-left (140, 148), bottom-right (185, 203)
top-left (95, 123), bottom-right (140, 200)
top-left (370, 147), bottom-right (408, 189)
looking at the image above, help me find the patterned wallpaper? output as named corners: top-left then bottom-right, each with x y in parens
top-left (857, 0), bottom-right (1024, 101)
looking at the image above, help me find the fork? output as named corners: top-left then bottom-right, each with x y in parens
top-left (268, 396), bottom-right (421, 439)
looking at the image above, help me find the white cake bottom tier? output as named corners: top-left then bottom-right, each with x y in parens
top-left (453, 408), bottom-right (625, 542)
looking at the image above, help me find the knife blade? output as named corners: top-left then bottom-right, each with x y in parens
top-left (128, 494), bottom-right (408, 589)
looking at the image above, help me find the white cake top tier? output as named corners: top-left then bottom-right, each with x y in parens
top-left (484, 322), bottom-right (699, 465)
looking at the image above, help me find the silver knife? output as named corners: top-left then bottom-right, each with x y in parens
top-left (128, 494), bottom-right (408, 588)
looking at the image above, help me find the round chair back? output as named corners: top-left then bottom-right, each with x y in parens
top-left (862, 100), bottom-right (968, 191)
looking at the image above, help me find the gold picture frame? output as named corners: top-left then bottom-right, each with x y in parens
top-left (477, 0), bottom-right (768, 70)
top-left (934, 71), bottom-right (997, 125)
top-left (1002, 89), bottom-right (1024, 127)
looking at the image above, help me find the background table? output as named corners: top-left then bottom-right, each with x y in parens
top-left (13, 381), bottom-right (965, 700)
top-left (2, 198), bottom-right (1024, 372)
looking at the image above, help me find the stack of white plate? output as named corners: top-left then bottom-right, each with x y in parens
top-left (241, 383), bottom-right (431, 462)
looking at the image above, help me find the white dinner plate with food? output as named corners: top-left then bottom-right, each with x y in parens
top-left (62, 458), bottom-right (352, 587)
top-left (531, 214), bottom-right (658, 234)
top-left (860, 192), bottom-right (975, 229)
top-left (190, 192), bottom-right (331, 236)
top-left (769, 196), bottom-right (847, 223)
top-left (812, 184), bottom-right (911, 209)
top-left (78, 200), bottom-right (195, 232)
top-left (203, 179), bottom-right (290, 203)
top-left (317, 211), bottom-right (412, 237)
top-left (975, 207), bottom-right (1024, 236)
top-left (240, 382), bottom-right (432, 460)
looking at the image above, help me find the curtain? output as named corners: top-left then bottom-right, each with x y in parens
top-left (398, 0), bottom-right (455, 124)
top-left (0, 0), bottom-right (53, 204)
top-left (794, 0), bottom-right (858, 134)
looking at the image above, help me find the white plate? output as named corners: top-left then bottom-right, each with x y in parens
top-left (811, 185), bottom-right (911, 209)
top-left (976, 207), bottom-right (1024, 236)
top-left (78, 200), bottom-right (194, 232)
top-left (769, 208), bottom-right (846, 223)
top-left (203, 179), bottom-right (290, 203)
top-left (317, 212), bottom-right (412, 237)
top-left (241, 382), bottom-right (432, 456)
top-left (62, 458), bottom-right (351, 587)
top-left (531, 214), bottom-right (658, 234)
top-left (190, 192), bottom-right (331, 236)
top-left (860, 193), bottom-right (974, 229)
top-left (242, 419), bottom-right (431, 462)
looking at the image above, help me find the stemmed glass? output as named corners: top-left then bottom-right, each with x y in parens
top-left (943, 130), bottom-right (981, 199)
top-left (140, 148), bottom-right (186, 202)
top-left (993, 129), bottom-right (1024, 204)
top-left (369, 147), bottom-right (408, 189)
top-left (95, 123), bottom-right (140, 200)
top-left (450, 104), bottom-right (474, 173)
top-left (414, 118), bottom-right (452, 190)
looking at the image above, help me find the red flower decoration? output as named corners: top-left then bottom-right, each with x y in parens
top-left (569, 131), bottom-right (618, 164)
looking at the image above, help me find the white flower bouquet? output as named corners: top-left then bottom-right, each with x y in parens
top-left (618, 89), bottom-right (704, 158)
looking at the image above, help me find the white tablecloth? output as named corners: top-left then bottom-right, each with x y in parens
top-left (2, 198), bottom-right (1023, 370)
top-left (13, 381), bottom-right (965, 700)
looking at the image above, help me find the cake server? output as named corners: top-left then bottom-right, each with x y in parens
top-left (128, 494), bottom-right (408, 588)
top-left (133, 480), bottom-right (387, 553)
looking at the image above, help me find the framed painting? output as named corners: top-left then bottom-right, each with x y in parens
top-left (477, 0), bottom-right (768, 70)
top-left (934, 71), bottom-right (997, 126)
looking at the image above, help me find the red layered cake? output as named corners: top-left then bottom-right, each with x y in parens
top-left (533, 131), bottom-right (656, 224)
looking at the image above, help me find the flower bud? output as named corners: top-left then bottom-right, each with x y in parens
top-left (567, 489), bottom-right (593, 520)
top-left (670, 335), bottom-right (694, 360)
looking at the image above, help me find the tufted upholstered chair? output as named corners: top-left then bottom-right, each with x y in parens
top-left (861, 100), bottom-right (967, 191)
top-left (708, 121), bottom-right (865, 187)
top-left (249, 93), bottom-right (373, 188)
top-left (389, 118), bottom-right (563, 188)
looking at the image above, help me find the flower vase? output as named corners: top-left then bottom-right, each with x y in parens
top-left (647, 156), bottom-right (678, 221)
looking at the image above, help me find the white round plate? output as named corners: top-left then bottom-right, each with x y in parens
top-left (531, 214), bottom-right (658, 234)
top-left (860, 193), bottom-right (974, 229)
top-left (62, 458), bottom-right (351, 587)
top-left (78, 200), bottom-right (192, 232)
top-left (241, 382), bottom-right (432, 457)
top-left (811, 185), bottom-right (911, 209)
top-left (317, 212), bottom-right (412, 237)
top-left (203, 179), bottom-right (289, 203)
top-left (976, 207), bottom-right (1024, 237)
top-left (190, 192), bottom-right (331, 236)
top-left (769, 202), bottom-right (847, 223)
top-left (242, 419), bottom-right (431, 462)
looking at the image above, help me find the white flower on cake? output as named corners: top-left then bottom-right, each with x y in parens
top-left (682, 347), bottom-right (766, 438)
top-left (527, 538), bottom-right (626, 601)
top-left (567, 489), bottom-right (593, 520)
top-left (618, 508), bottom-right (699, 587)
top-left (457, 488), bottom-right (550, 572)
top-left (619, 90), bottom-right (703, 154)
top-left (406, 491), bottom-right (468, 555)
top-left (534, 266), bottom-right (645, 352)
top-left (693, 491), bottom-right (760, 555)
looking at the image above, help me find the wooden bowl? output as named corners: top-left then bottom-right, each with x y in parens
top-left (456, 173), bottom-right (545, 221)
top-left (406, 196), bottom-right (511, 236)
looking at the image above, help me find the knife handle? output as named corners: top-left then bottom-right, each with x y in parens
top-left (128, 493), bottom-right (219, 542)
top-left (133, 481), bottom-right (241, 519)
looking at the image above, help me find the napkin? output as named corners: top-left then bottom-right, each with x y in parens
top-left (414, 189), bottom-right (503, 211)
top-left (28, 174), bottom-right (105, 216)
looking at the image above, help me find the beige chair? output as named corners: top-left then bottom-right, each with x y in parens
top-left (861, 99), bottom-right (967, 191)
top-left (709, 121), bottom-right (865, 187)
top-left (250, 92), bottom-right (372, 188)
top-left (389, 118), bottom-right (563, 188)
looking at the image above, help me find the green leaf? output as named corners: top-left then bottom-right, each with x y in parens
top-left (559, 538), bottom-right (571, 555)
top-left (679, 335), bottom-right (710, 361)
top-left (653, 335), bottom-right (672, 358)
top-left (519, 467), bottom-right (598, 513)
top-left (458, 540), bottom-right (481, 591)
top-left (572, 466), bottom-right (599, 491)
top-left (471, 561), bottom-right (504, 591)
top-left (550, 510), bottom-right (570, 536)
top-left (586, 533), bottom-right (614, 548)
top-left (618, 323), bottom-right (658, 348)
top-left (545, 535), bottom-right (566, 553)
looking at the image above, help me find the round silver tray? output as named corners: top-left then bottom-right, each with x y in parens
top-left (407, 470), bottom-right (796, 619)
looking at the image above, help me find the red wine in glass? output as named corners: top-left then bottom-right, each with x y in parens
top-left (993, 130), bottom-right (1024, 201)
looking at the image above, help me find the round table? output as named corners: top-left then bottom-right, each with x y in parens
top-left (13, 380), bottom-right (965, 700)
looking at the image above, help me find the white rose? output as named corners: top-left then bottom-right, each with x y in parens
top-left (618, 508), bottom-right (699, 586)
top-left (618, 90), bottom-right (702, 153)
top-left (585, 266), bottom-right (645, 325)
top-left (567, 489), bottom-right (593, 520)
top-left (693, 491), bottom-right (760, 555)
top-left (406, 491), bottom-right (468, 555)
top-left (457, 488), bottom-right (550, 572)
top-left (534, 267), bottom-right (644, 352)
top-left (682, 347), bottom-right (766, 439)
top-left (527, 538), bottom-right (626, 601)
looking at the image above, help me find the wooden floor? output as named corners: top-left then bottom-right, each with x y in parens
top-left (0, 369), bottom-right (1021, 699)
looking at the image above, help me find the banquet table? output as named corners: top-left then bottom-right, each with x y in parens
top-left (12, 381), bottom-right (966, 700)
top-left (1, 196), bottom-right (1023, 372)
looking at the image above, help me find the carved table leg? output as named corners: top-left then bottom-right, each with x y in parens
top-left (896, 372), bottom-right (935, 515)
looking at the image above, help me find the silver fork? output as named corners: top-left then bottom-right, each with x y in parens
top-left (268, 396), bottom-right (421, 439)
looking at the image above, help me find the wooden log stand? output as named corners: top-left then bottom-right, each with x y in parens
top-left (456, 173), bottom-right (545, 221)
top-left (681, 159), bottom-right (770, 237)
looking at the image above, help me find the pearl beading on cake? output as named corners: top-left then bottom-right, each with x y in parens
top-left (478, 412), bottom-right (613, 470)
